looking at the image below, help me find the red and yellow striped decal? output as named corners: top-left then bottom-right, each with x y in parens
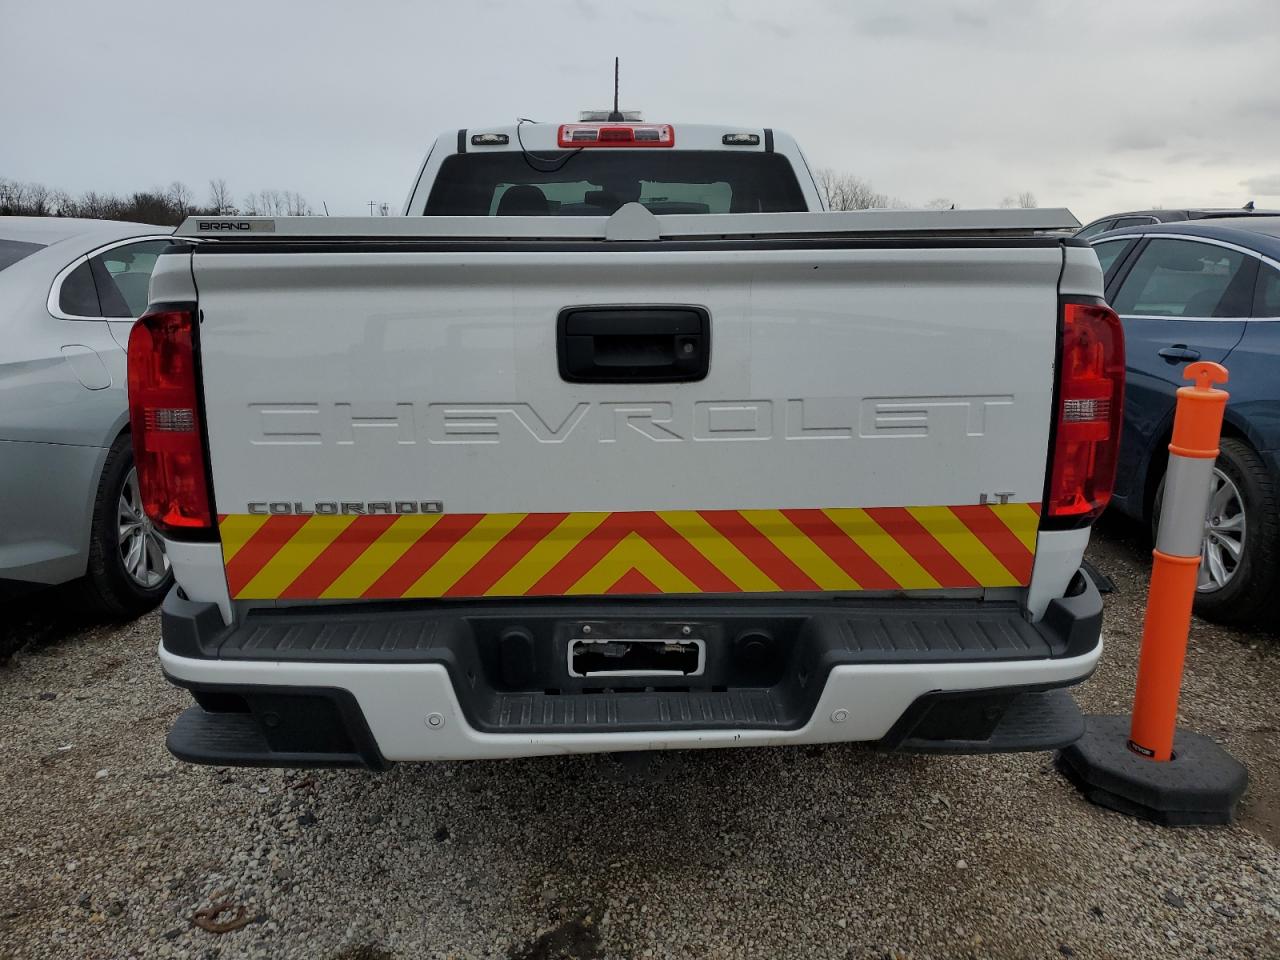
top-left (218, 504), bottom-right (1041, 601)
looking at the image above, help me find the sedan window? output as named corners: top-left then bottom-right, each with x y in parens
top-left (1092, 239), bottom-right (1133, 282)
top-left (1110, 216), bottom-right (1157, 229)
top-left (57, 260), bottom-right (101, 316)
top-left (1256, 264), bottom-right (1280, 317)
top-left (1112, 239), bottom-right (1253, 318)
top-left (90, 240), bottom-right (170, 318)
top-left (0, 238), bottom-right (45, 271)
top-left (1076, 219), bottom-right (1115, 240)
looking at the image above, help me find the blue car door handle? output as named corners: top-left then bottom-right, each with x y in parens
top-left (1158, 345), bottom-right (1201, 364)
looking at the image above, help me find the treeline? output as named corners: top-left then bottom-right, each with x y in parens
top-left (0, 177), bottom-right (313, 225)
top-left (815, 168), bottom-right (1037, 212)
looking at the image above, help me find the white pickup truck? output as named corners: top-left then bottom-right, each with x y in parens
top-left (134, 119), bottom-right (1120, 769)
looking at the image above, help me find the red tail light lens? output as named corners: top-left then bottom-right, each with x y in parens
top-left (127, 305), bottom-right (213, 534)
top-left (1045, 300), bottom-right (1125, 526)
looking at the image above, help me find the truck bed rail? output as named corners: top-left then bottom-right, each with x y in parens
top-left (176, 207), bottom-right (1080, 241)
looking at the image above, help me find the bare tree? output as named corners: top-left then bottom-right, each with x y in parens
top-left (132, 190), bottom-right (176, 224)
top-left (285, 191), bottom-right (311, 216)
top-left (1, 175), bottom-right (316, 224)
top-left (24, 183), bottom-right (51, 215)
top-left (167, 180), bottom-right (194, 217)
top-left (0, 178), bottom-right (28, 214)
top-left (815, 167), bottom-right (898, 210)
top-left (77, 190), bottom-right (115, 219)
top-left (923, 197), bottom-right (956, 210)
top-left (49, 190), bottom-right (75, 217)
top-left (1001, 191), bottom-right (1038, 209)
top-left (237, 189), bottom-right (312, 216)
top-left (208, 178), bottom-right (236, 215)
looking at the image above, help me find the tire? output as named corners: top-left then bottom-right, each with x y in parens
top-left (1152, 437), bottom-right (1280, 626)
top-left (77, 432), bottom-right (173, 619)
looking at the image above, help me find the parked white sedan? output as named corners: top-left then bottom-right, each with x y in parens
top-left (1, 217), bottom-right (175, 615)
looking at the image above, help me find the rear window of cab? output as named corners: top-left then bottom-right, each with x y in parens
top-left (423, 151), bottom-right (806, 217)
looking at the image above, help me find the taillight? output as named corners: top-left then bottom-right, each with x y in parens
top-left (1044, 299), bottom-right (1125, 526)
top-left (127, 304), bottom-right (213, 535)
top-left (557, 123), bottom-right (674, 147)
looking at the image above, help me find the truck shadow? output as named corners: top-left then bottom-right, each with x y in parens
top-left (0, 583), bottom-right (121, 663)
top-left (320, 743), bottom-right (1027, 915)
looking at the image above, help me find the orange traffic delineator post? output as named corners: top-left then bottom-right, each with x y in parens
top-left (1057, 362), bottom-right (1248, 826)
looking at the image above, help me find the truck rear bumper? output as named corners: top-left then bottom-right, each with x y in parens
top-left (159, 572), bottom-right (1103, 765)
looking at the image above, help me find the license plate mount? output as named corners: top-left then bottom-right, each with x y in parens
top-left (568, 636), bottom-right (706, 678)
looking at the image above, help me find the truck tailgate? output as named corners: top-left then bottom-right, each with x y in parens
top-left (191, 243), bottom-right (1060, 602)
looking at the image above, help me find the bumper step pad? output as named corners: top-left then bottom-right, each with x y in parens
top-left (898, 688), bottom-right (1085, 754)
top-left (167, 705), bottom-right (376, 769)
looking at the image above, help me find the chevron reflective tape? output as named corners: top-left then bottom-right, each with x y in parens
top-left (217, 504), bottom-right (1041, 601)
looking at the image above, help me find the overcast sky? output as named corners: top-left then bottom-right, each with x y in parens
top-left (3, 0), bottom-right (1279, 222)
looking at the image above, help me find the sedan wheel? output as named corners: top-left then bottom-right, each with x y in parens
top-left (80, 432), bottom-right (174, 618)
top-left (1197, 467), bottom-right (1245, 593)
top-left (117, 467), bottom-right (170, 589)
top-left (1154, 437), bottom-right (1280, 626)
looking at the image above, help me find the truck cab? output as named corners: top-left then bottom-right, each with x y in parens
top-left (402, 119), bottom-right (825, 217)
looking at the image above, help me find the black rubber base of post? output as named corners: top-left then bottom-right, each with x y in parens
top-left (1056, 714), bottom-right (1248, 826)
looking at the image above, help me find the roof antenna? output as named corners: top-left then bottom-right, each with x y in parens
top-left (608, 57), bottom-right (623, 122)
top-left (1243, 200), bottom-right (1255, 212)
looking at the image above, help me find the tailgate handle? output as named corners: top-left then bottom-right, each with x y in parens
top-left (557, 306), bottom-right (710, 383)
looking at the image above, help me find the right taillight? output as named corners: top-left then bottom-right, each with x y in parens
top-left (127, 303), bottom-right (214, 536)
top-left (1044, 299), bottom-right (1125, 527)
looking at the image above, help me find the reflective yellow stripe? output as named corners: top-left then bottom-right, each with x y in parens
top-left (567, 532), bottom-right (699, 595)
top-left (237, 515), bottom-right (355, 599)
top-left (823, 508), bottom-right (940, 590)
top-left (219, 514), bottom-right (270, 564)
top-left (658, 510), bottom-right (778, 591)
top-left (320, 515), bottom-right (441, 599)
top-left (486, 512), bottom-right (608, 596)
top-left (992, 502), bottom-right (1041, 553)
top-left (402, 513), bottom-right (527, 598)
top-left (907, 506), bottom-right (1019, 586)
top-left (740, 509), bottom-right (859, 590)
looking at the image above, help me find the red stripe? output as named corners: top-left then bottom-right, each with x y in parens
top-left (277, 514), bottom-right (400, 599)
top-left (224, 515), bottom-right (311, 595)
top-left (637, 514), bottom-right (739, 592)
top-left (862, 507), bottom-right (979, 588)
top-left (948, 505), bottom-right (1035, 584)
top-left (444, 513), bottom-right (569, 597)
top-left (698, 510), bottom-right (819, 591)
top-left (1030, 501), bottom-right (1043, 515)
top-left (606, 569), bottom-right (661, 595)
top-left (782, 509), bottom-right (901, 590)
top-left (527, 513), bottom-right (636, 595)
top-left (362, 514), bottom-right (482, 599)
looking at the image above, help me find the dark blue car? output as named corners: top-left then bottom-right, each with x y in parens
top-left (1091, 218), bottom-right (1280, 625)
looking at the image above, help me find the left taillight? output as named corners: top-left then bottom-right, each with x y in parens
top-left (127, 304), bottom-right (213, 535)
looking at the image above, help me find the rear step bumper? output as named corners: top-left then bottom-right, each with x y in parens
top-left (159, 572), bottom-right (1102, 766)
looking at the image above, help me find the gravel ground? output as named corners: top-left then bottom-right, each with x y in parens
top-left (1, 521), bottom-right (1277, 960)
